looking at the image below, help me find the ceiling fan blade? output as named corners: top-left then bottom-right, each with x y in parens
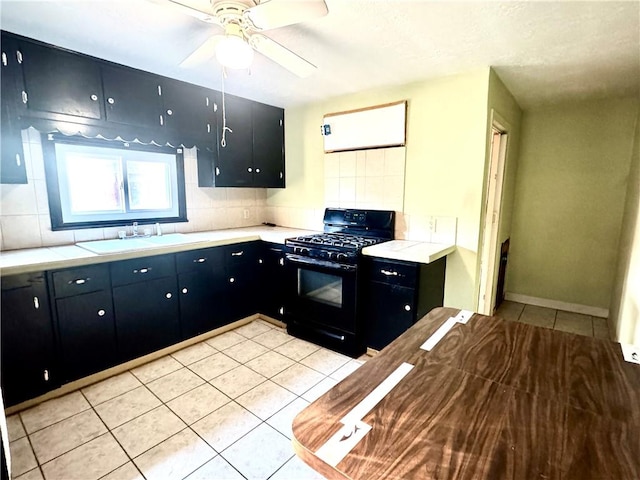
top-left (249, 33), bottom-right (316, 78)
top-left (153, 0), bottom-right (221, 25)
top-left (246, 0), bottom-right (328, 31)
top-left (180, 35), bottom-right (224, 67)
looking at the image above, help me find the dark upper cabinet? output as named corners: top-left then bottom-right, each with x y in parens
top-left (215, 94), bottom-right (254, 186)
top-left (161, 79), bottom-right (218, 145)
top-left (211, 96), bottom-right (285, 188)
top-left (18, 40), bottom-right (103, 120)
top-left (1, 34), bottom-right (27, 184)
top-left (101, 64), bottom-right (163, 128)
top-left (252, 102), bottom-right (285, 188)
top-left (1, 273), bottom-right (58, 407)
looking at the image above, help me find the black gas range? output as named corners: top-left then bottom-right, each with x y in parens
top-left (283, 208), bottom-right (395, 356)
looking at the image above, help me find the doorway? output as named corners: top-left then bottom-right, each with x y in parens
top-left (478, 113), bottom-right (509, 315)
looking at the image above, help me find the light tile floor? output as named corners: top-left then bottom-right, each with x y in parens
top-left (495, 301), bottom-right (611, 340)
top-left (7, 320), bottom-right (367, 480)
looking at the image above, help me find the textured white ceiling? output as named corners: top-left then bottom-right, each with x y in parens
top-left (1, 1), bottom-right (638, 109)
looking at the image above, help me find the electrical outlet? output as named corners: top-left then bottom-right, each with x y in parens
top-left (243, 208), bottom-right (250, 219)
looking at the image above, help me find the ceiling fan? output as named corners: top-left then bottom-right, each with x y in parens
top-left (158, 0), bottom-right (329, 77)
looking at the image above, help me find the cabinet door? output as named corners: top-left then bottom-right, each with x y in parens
top-left (366, 282), bottom-right (415, 351)
top-left (260, 243), bottom-right (287, 320)
top-left (113, 276), bottom-right (180, 361)
top-left (215, 94), bottom-right (253, 186)
top-left (56, 290), bottom-right (117, 382)
top-left (1, 35), bottom-right (27, 184)
top-left (162, 80), bottom-right (217, 144)
top-left (252, 102), bottom-right (284, 188)
top-left (19, 40), bottom-right (103, 120)
top-left (1, 273), bottom-right (57, 406)
top-left (178, 271), bottom-right (227, 338)
top-left (102, 65), bottom-right (163, 128)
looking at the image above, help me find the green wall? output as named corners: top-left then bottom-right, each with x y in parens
top-left (269, 69), bottom-right (492, 310)
top-left (609, 105), bottom-right (640, 343)
top-left (507, 97), bottom-right (638, 309)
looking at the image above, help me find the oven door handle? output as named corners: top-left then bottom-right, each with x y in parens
top-left (285, 254), bottom-right (357, 273)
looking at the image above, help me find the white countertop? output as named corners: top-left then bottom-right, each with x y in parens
top-left (0, 227), bottom-right (457, 276)
top-left (362, 240), bottom-right (456, 264)
top-left (0, 226), bottom-right (316, 276)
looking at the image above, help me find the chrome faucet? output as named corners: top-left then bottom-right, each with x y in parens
top-left (132, 222), bottom-right (138, 237)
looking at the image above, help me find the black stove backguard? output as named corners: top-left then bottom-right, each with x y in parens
top-left (283, 208), bottom-right (395, 357)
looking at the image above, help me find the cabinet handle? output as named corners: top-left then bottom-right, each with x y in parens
top-left (247, 167), bottom-right (252, 173)
top-left (159, 115), bottom-right (164, 126)
top-left (165, 292), bottom-right (172, 299)
top-left (166, 109), bottom-right (173, 116)
top-left (380, 269), bottom-right (399, 276)
top-left (107, 97), bottom-right (115, 104)
top-left (193, 258), bottom-right (207, 263)
top-left (133, 268), bottom-right (151, 274)
top-left (258, 258), bottom-right (263, 264)
top-left (16, 50), bottom-right (23, 64)
top-left (33, 296), bottom-right (40, 310)
top-left (15, 154), bottom-right (21, 166)
top-left (157, 85), bottom-right (162, 96)
top-left (69, 278), bottom-right (89, 285)
top-left (207, 123), bottom-right (211, 133)
top-left (43, 369), bottom-right (49, 382)
top-left (98, 309), bottom-right (106, 317)
top-left (231, 251), bottom-right (244, 256)
top-left (229, 277), bottom-right (235, 283)
top-left (215, 167), bottom-right (220, 176)
top-left (205, 97), bottom-right (210, 107)
top-left (255, 168), bottom-right (261, 173)
top-left (404, 304), bottom-right (411, 312)
top-left (279, 258), bottom-right (284, 266)
top-left (91, 94), bottom-right (99, 101)
top-left (182, 288), bottom-right (188, 294)
top-left (2, 52), bottom-right (7, 67)
top-left (279, 171), bottom-right (283, 179)
top-left (21, 91), bottom-right (28, 104)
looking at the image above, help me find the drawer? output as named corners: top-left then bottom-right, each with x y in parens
top-left (368, 259), bottom-right (418, 287)
top-left (176, 247), bottom-right (224, 274)
top-left (110, 254), bottom-right (175, 287)
top-left (224, 241), bottom-right (260, 267)
top-left (52, 264), bottom-right (111, 298)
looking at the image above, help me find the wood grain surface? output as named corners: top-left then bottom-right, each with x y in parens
top-left (292, 307), bottom-right (640, 480)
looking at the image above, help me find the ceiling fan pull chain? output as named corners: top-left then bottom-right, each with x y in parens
top-left (220, 66), bottom-right (232, 148)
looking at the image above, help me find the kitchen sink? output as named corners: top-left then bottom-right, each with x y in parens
top-left (76, 233), bottom-right (197, 254)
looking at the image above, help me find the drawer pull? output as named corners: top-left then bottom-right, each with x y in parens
top-left (182, 288), bottom-right (188, 294)
top-left (258, 258), bottom-right (263, 264)
top-left (231, 251), bottom-right (244, 257)
top-left (165, 292), bottom-right (172, 299)
top-left (33, 296), bottom-right (40, 310)
top-left (404, 304), bottom-right (411, 312)
top-left (98, 309), bottom-right (106, 317)
top-left (279, 306), bottom-right (284, 315)
top-left (380, 269), bottom-right (399, 276)
top-left (229, 277), bottom-right (235, 283)
top-left (44, 369), bottom-right (49, 382)
top-left (134, 268), bottom-right (151, 274)
top-left (194, 258), bottom-right (207, 263)
top-left (279, 258), bottom-right (285, 266)
top-left (69, 278), bottom-right (89, 285)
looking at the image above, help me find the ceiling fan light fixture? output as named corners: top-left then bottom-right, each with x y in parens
top-left (215, 24), bottom-right (254, 70)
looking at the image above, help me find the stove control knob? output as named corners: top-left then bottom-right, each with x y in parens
top-left (336, 253), bottom-right (348, 261)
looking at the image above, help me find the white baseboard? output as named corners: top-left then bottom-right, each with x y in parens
top-left (504, 292), bottom-right (609, 318)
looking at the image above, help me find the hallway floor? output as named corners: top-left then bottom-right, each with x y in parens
top-left (495, 300), bottom-right (611, 340)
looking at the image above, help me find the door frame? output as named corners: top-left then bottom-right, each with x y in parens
top-left (477, 110), bottom-right (510, 315)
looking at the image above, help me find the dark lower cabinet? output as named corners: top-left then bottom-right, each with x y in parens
top-left (178, 270), bottom-right (228, 338)
top-left (1, 273), bottom-right (57, 406)
top-left (260, 242), bottom-right (287, 321)
top-left (113, 276), bottom-right (180, 362)
top-left (224, 241), bottom-right (262, 321)
top-left (364, 256), bottom-right (446, 351)
top-left (55, 290), bottom-right (117, 381)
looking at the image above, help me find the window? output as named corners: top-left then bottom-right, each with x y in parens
top-left (43, 134), bottom-right (187, 230)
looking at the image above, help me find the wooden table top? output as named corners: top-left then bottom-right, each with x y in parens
top-left (292, 307), bottom-right (640, 480)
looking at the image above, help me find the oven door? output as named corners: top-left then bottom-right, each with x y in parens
top-left (284, 254), bottom-right (357, 334)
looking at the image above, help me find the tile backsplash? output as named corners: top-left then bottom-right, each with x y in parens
top-left (0, 128), bottom-right (267, 251)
